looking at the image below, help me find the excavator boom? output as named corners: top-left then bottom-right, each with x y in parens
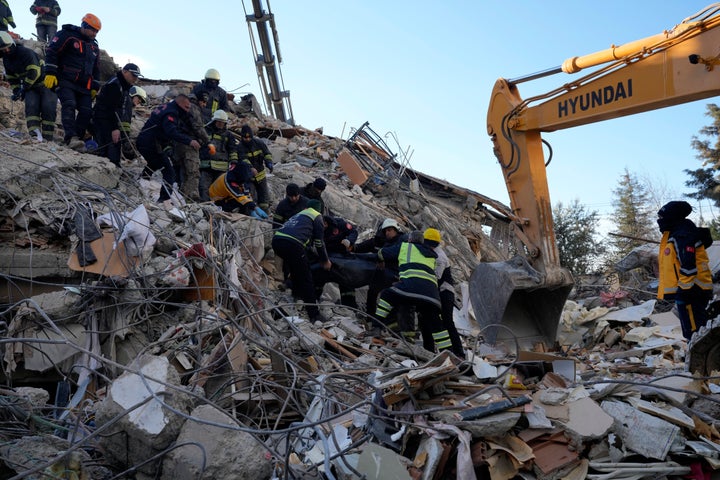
top-left (472, 4), bottom-right (720, 351)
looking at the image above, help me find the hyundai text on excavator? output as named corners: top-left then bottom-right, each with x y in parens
top-left (471, 3), bottom-right (720, 374)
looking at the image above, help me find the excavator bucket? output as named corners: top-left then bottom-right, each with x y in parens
top-left (469, 255), bottom-right (573, 348)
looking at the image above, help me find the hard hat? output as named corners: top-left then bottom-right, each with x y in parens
top-left (129, 86), bottom-right (147, 105)
top-left (423, 228), bottom-right (441, 244)
top-left (380, 218), bottom-right (399, 231)
top-left (81, 13), bottom-right (102, 31)
top-left (205, 68), bottom-right (221, 81)
top-left (0, 31), bottom-right (15, 49)
top-left (211, 109), bottom-right (229, 123)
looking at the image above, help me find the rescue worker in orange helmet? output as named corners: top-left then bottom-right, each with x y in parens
top-left (44, 13), bottom-right (101, 151)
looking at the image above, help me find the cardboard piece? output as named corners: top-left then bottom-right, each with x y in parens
top-left (68, 232), bottom-right (139, 277)
top-left (337, 148), bottom-right (370, 185)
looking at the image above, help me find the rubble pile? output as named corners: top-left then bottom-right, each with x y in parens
top-left (0, 45), bottom-right (719, 480)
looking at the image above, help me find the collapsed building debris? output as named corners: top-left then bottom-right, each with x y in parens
top-left (0, 41), bottom-right (720, 480)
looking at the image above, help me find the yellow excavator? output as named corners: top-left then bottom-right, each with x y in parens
top-left (471, 3), bottom-right (720, 372)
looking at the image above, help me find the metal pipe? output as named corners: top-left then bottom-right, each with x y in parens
top-left (249, 0), bottom-right (288, 122)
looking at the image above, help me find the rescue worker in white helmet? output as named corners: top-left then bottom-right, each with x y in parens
top-left (0, 31), bottom-right (57, 142)
top-left (191, 68), bottom-right (231, 122)
top-left (199, 109), bottom-right (238, 201)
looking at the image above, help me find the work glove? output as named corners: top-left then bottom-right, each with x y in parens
top-left (11, 87), bottom-right (24, 101)
top-left (90, 89), bottom-right (97, 100)
top-left (265, 160), bottom-right (273, 173)
top-left (251, 206), bottom-right (268, 219)
top-left (341, 239), bottom-right (351, 250)
top-left (207, 143), bottom-right (216, 155)
top-left (44, 74), bottom-right (57, 90)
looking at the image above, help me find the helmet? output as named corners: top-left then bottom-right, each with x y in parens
top-left (129, 86), bottom-right (147, 105)
top-left (423, 228), bottom-right (441, 244)
top-left (205, 68), bottom-right (221, 81)
top-left (380, 218), bottom-right (399, 231)
top-left (211, 109), bottom-right (229, 123)
top-left (81, 13), bottom-right (102, 31)
top-left (0, 31), bottom-right (14, 49)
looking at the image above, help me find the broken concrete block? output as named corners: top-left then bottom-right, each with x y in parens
top-left (355, 442), bottom-right (413, 480)
top-left (601, 400), bottom-right (680, 460)
top-left (161, 404), bottom-right (273, 480)
top-left (95, 355), bottom-right (195, 475)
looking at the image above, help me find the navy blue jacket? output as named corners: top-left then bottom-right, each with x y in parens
top-left (137, 101), bottom-right (194, 151)
top-left (45, 24), bottom-right (100, 92)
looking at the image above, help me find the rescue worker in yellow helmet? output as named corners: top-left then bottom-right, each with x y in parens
top-left (191, 68), bottom-right (231, 122)
top-left (44, 13), bottom-right (101, 151)
top-left (372, 230), bottom-right (454, 354)
top-left (656, 201), bottom-right (713, 341)
top-left (423, 228), bottom-right (465, 357)
top-left (238, 124), bottom-right (273, 213)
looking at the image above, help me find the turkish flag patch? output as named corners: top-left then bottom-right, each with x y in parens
top-left (685, 246), bottom-right (695, 253)
top-left (167, 115), bottom-right (175, 122)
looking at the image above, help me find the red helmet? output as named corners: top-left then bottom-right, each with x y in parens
top-left (81, 13), bottom-right (102, 32)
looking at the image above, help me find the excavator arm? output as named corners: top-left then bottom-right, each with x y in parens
top-left (472, 3), bottom-right (720, 348)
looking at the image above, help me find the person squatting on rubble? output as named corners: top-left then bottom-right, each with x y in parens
top-left (272, 199), bottom-right (332, 322)
top-left (303, 177), bottom-right (328, 215)
top-left (355, 218), bottom-right (407, 318)
top-left (322, 214), bottom-right (359, 308)
top-left (238, 124), bottom-right (273, 213)
top-left (173, 93), bottom-right (210, 200)
top-left (207, 160), bottom-right (268, 219)
top-left (0, 0), bottom-right (14, 31)
top-left (423, 228), bottom-right (465, 358)
top-left (199, 109), bottom-right (237, 201)
top-left (30, 0), bottom-right (60, 43)
top-left (656, 200), bottom-right (714, 341)
top-left (373, 230), bottom-right (454, 353)
top-left (44, 13), bottom-right (101, 151)
top-left (0, 31), bottom-right (56, 141)
top-left (191, 68), bottom-right (230, 123)
top-left (91, 63), bottom-right (142, 167)
top-left (272, 182), bottom-right (308, 227)
top-left (136, 94), bottom-right (200, 203)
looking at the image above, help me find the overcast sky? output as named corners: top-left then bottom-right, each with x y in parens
top-left (13, 1), bottom-right (720, 224)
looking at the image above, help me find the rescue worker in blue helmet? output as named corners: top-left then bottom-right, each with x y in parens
top-left (656, 200), bottom-right (713, 341)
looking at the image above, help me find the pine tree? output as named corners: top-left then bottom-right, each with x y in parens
top-left (553, 200), bottom-right (606, 275)
top-left (686, 104), bottom-right (720, 207)
top-left (610, 168), bottom-right (657, 259)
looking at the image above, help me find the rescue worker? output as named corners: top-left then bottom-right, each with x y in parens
top-left (0, 0), bottom-right (15, 31)
top-left (199, 109), bottom-right (238, 201)
top-left (271, 199), bottom-right (332, 322)
top-left (374, 231), bottom-right (453, 354)
top-left (30, 0), bottom-right (60, 42)
top-left (303, 177), bottom-right (327, 215)
top-left (424, 228), bottom-right (465, 358)
top-left (44, 13), bottom-right (101, 151)
top-left (272, 183), bottom-right (308, 227)
top-left (119, 85), bottom-right (147, 160)
top-left (238, 124), bottom-right (273, 213)
top-left (191, 68), bottom-right (230, 122)
top-left (91, 63), bottom-right (141, 166)
top-left (174, 93), bottom-right (210, 200)
top-left (136, 94), bottom-right (200, 203)
top-left (656, 200), bottom-right (714, 341)
top-left (208, 160), bottom-right (268, 218)
top-left (323, 215), bottom-right (359, 308)
top-left (0, 31), bottom-right (57, 142)
top-left (354, 218), bottom-right (407, 317)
